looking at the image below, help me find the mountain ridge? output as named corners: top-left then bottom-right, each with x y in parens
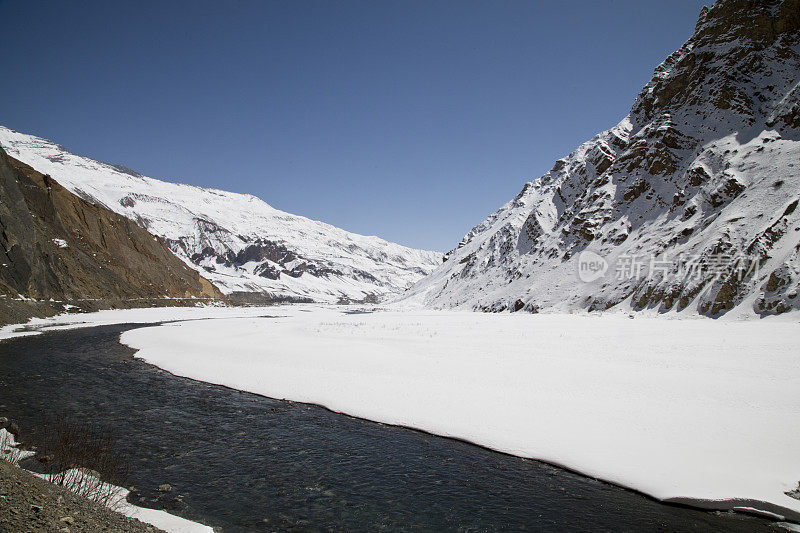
top-left (0, 127), bottom-right (442, 304)
top-left (405, 0), bottom-right (800, 316)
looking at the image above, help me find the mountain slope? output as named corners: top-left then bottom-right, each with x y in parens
top-left (0, 146), bottom-right (221, 323)
top-left (0, 128), bottom-right (442, 303)
top-left (405, 0), bottom-right (800, 316)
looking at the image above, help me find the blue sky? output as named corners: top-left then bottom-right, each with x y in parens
top-left (0, 0), bottom-right (707, 251)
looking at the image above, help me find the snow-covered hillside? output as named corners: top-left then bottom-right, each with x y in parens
top-left (0, 127), bottom-right (442, 302)
top-left (405, 0), bottom-right (800, 316)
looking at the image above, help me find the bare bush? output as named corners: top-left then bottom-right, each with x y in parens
top-left (36, 419), bottom-right (130, 509)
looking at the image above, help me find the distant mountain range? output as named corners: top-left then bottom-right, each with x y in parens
top-left (0, 127), bottom-right (442, 305)
top-left (405, 0), bottom-right (800, 316)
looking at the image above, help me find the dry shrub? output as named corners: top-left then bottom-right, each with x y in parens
top-left (36, 419), bottom-right (130, 509)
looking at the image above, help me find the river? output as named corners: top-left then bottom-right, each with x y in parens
top-left (0, 323), bottom-right (777, 532)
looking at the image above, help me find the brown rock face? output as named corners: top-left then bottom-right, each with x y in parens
top-left (0, 147), bottom-right (221, 304)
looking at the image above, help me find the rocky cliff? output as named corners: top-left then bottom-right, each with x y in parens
top-left (405, 0), bottom-right (800, 316)
top-left (0, 147), bottom-right (221, 324)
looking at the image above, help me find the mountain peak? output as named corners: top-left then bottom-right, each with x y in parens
top-left (405, 0), bottom-right (800, 317)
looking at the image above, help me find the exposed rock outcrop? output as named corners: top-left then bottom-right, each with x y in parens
top-left (0, 147), bottom-right (221, 324)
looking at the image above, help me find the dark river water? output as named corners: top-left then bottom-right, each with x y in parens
top-left (0, 323), bottom-right (780, 532)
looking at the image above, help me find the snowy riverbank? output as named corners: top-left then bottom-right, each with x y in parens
top-left (117, 305), bottom-right (800, 521)
top-left (0, 428), bottom-right (212, 533)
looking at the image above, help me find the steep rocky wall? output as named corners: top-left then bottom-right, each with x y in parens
top-left (0, 147), bottom-right (221, 323)
top-left (407, 0), bottom-right (800, 316)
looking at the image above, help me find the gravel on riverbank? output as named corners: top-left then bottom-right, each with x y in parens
top-left (0, 460), bottom-right (164, 533)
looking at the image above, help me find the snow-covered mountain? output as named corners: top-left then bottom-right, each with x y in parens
top-left (0, 127), bottom-right (442, 303)
top-left (405, 0), bottom-right (800, 316)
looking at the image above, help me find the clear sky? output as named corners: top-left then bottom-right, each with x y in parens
top-left (0, 0), bottom-right (707, 251)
